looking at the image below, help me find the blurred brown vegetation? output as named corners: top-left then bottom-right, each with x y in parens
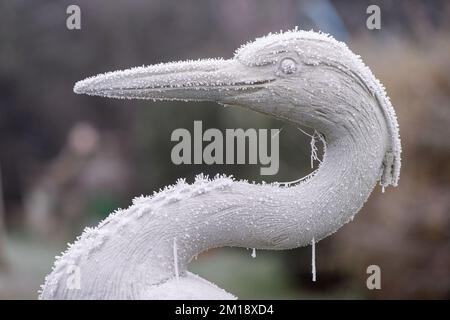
top-left (334, 33), bottom-right (450, 299)
top-left (0, 0), bottom-right (449, 299)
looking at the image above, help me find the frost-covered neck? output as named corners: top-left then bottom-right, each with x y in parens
top-left (39, 80), bottom-right (389, 299)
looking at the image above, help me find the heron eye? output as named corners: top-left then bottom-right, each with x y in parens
top-left (279, 58), bottom-right (297, 74)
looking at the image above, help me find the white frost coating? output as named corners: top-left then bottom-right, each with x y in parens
top-left (144, 272), bottom-right (236, 300)
top-left (312, 238), bottom-right (316, 282)
top-left (173, 237), bottom-right (179, 282)
top-left (40, 29), bottom-right (401, 300)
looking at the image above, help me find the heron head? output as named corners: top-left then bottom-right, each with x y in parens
top-left (75, 31), bottom-right (379, 125)
top-left (74, 31), bottom-right (357, 118)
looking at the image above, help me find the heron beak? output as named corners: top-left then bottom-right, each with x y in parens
top-left (74, 59), bottom-right (274, 103)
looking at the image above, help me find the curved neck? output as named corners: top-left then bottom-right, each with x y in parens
top-left (130, 86), bottom-right (387, 289)
top-left (40, 86), bottom-right (388, 300)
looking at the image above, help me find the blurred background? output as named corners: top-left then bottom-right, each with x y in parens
top-left (0, 0), bottom-right (449, 299)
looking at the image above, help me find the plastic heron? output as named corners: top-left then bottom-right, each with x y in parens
top-left (40, 30), bottom-right (401, 299)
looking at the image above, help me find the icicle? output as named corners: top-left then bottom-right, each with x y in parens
top-left (311, 237), bottom-right (316, 282)
top-left (310, 135), bottom-right (317, 168)
top-left (251, 248), bottom-right (256, 258)
top-left (297, 128), bottom-right (322, 169)
top-left (173, 237), bottom-right (179, 282)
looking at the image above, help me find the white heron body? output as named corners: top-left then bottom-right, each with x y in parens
top-left (40, 30), bottom-right (401, 299)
